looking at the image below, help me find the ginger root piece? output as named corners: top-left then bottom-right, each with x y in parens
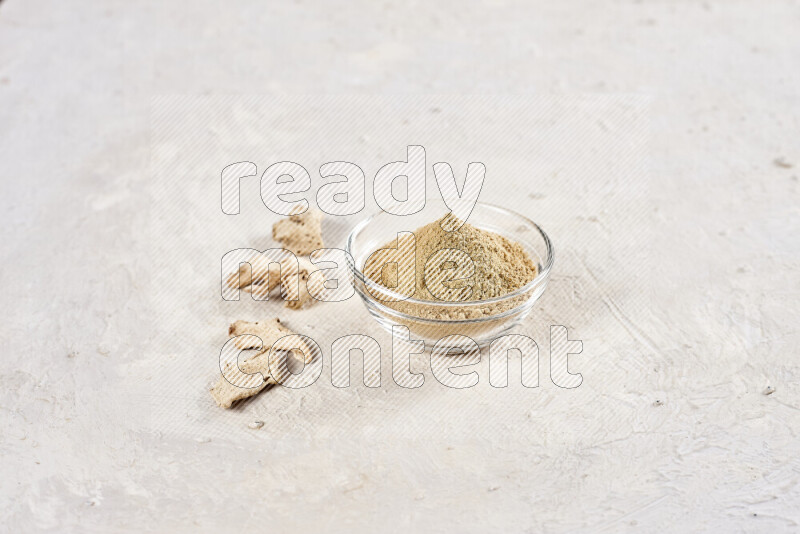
top-left (226, 254), bottom-right (283, 292)
top-left (281, 256), bottom-right (326, 310)
top-left (236, 256), bottom-right (325, 309)
top-left (227, 318), bottom-right (291, 350)
top-left (211, 357), bottom-right (271, 409)
top-left (210, 319), bottom-right (312, 409)
top-left (241, 280), bottom-right (273, 300)
top-left (272, 207), bottom-right (324, 255)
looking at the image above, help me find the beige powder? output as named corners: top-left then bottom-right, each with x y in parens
top-left (367, 214), bottom-right (538, 321)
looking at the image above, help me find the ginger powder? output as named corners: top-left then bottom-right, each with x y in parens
top-left (366, 214), bottom-right (538, 321)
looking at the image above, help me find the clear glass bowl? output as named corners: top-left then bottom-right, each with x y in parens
top-left (346, 201), bottom-right (554, 348)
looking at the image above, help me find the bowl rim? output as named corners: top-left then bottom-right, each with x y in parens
top-left (345, 201), bottom-right (554, 312)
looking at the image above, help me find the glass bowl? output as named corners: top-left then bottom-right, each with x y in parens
top-left (345, 200), bottom-right (554, 348)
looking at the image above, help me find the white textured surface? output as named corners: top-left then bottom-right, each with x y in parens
top-left (1, 1), bottom-right (799, 532)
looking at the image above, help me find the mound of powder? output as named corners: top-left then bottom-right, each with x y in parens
top-left (369, 214), bottom-right (538, 315)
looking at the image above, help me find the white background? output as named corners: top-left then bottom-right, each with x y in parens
top-left (1, 1), bottom-right (798, 532)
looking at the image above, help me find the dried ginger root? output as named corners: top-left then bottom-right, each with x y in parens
top-left (229, 255), bottom-right (324, 310)
top-left (272, 207), bottom-right (324, 255)
top-left (280, 256), bottom-right (325, 310)
top-left (210, 319), bottom-right (312, 409)
top-left (227, 254), bottom-right (282, 298)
